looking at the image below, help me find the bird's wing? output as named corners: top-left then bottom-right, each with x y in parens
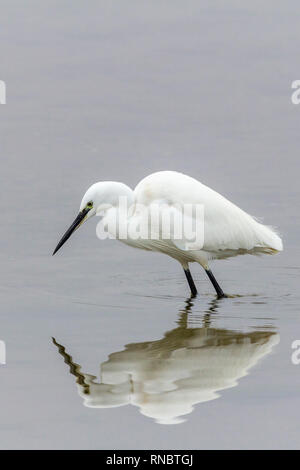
top-left (134, 171), bottom-right (282, 253)
top-left (138, 200), bottom-right (204, 251)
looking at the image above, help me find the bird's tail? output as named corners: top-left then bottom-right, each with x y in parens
top-left (253, 222), bottom-right (283, 254)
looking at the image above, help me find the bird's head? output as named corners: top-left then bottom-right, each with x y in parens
top-left (53, 181), bottom-right (133, 255)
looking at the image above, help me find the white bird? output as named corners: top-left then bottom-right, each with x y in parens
top-left (53, 171), bottom-right (283, 297)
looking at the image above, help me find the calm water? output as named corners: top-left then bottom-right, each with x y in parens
top-left (0, 1), bottom-right (300, 449)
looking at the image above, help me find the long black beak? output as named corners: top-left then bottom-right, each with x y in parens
top-left (53, 208), bottom-right (89, 256)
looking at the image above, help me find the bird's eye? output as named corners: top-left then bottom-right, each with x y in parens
top-left (86, 201), bottom-right (93, 209)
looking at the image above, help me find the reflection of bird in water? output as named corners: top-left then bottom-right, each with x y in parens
top-left (52, 300), bottom-right (279, 425)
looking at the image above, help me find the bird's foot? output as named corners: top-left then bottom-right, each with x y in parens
top-left (217, 292), bottom-right (229, 299)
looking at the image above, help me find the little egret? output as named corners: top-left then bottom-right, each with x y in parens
top-left (53, 171), bottom-right (282, 297)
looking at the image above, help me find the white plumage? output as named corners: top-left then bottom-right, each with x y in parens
top-left (53, 171), bottom-right (283, 297)
top-left (133, 171), bottom-right (282, 261)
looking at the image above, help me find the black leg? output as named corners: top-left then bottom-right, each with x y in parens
top-left (205, 268), bottom-right (227, 298)
top-left (184, 268), bottom-right (198, 297)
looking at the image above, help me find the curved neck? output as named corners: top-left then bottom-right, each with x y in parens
top-left (96, 182), bottom-right (135, 241)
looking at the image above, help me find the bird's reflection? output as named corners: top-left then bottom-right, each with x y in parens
top-left (52, 299), bottom-right (279, 425)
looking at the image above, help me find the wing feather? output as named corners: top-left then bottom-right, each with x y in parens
top-left (134, 171), bottom-right (282, 254)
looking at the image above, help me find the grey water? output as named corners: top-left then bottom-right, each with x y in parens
top-left (0, 0), bottom-right (300, 449)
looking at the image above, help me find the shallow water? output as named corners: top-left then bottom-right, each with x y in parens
top-left (0, 1), bottom-right (300, 449)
